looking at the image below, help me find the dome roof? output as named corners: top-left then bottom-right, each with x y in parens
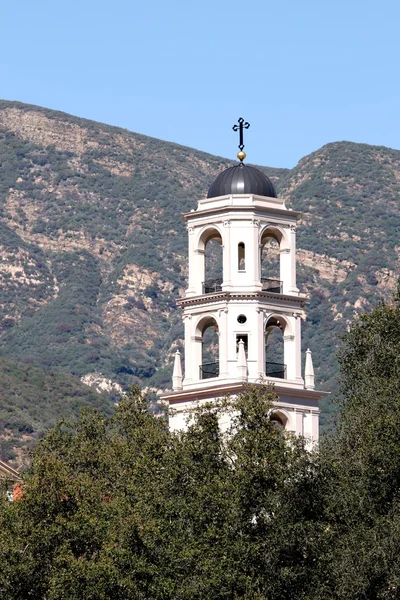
top-left (207, 163), bottom-right (277, 199)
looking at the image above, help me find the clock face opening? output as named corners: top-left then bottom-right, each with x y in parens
top-left (237, 315), bottom-right (247, 324)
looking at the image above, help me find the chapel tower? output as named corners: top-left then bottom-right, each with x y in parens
top-left (162, 119), bottom-right (327, 441)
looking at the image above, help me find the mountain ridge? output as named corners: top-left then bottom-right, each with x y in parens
top-left (0, 100), bottom-right (398, 461)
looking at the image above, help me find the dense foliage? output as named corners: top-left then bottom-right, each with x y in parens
top-left (2, 289), bottom-right (400, 598)
top-left (0, 384), bottom-right (323, 599)
top-left (315, 285), bottom-right (400, 598)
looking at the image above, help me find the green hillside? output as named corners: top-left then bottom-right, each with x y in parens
top-left (0, 357), bottom-right (113, 466)
top-left (0, 99), bottom-right (398, 454)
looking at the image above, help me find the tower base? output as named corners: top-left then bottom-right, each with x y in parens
top-left (161, 382), bottom-right (328, 443)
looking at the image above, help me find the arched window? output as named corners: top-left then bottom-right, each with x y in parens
top-left (203, 230), bottom-right (223, 294)
top-left (260, 228), bottom-right (283, 293)
top-left (200, 318), bottom-right (219, 379)
top-left (238, 242), bottom-right (245, 271)
top-left (270, 411), bottom-right (288, 430)
top-left (265, 317), bottom-right (286, 379)
top-left (261, 230), bottom-right (282, 294)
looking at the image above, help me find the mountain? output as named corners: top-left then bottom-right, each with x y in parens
top-left (0, 100), bottom-right (398, 458)
top-left (0, 357), bottom-right (113, 466)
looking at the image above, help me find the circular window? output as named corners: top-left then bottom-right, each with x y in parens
top-left (237, 315), bottom-right (247, 324)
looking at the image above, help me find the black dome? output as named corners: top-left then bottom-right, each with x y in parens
top-left (207, 163), bottom-right (277, 199)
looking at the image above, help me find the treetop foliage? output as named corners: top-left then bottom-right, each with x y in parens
top-left (0, 384), bottom-right (323, 600)
top-left (3, 284), bottom-right (400, 598)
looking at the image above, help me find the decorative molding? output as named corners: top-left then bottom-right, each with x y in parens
top-left (177, 292), bottom-right (306, 309)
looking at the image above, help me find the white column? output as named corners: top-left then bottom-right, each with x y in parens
top-left (304, 410), bottom-right (319, 444)
top-left (251, 220), bottom-right (262, 289)
top-left (311, 410), bottom-right (319, 442)
top-left (193, 248), bottom-right (205, 295)
top-left (218, 308), bottom-right (228, 379)
top-left (280, 225), bottom-right (299, 295)
top-left (222, 220), bottom-right (231, 290)
top-left (294, 409), bottom-right (304, 436)
top-left (183, 315), bottom-right (194, 385)
top-left (280, 248), bottom-right (290, 294)
top-left (288, 225), bottom-right (299, 294)
top-left (294, 315), bottom-right (303, 382)
top-left (193, 329), bottom-right (202, 382)
top-left (283, 333), bottom-right (296, 380)
top-left (186, 226), bottom-right (196, 296)
top-left (283, 315), bottom-right (302, 382)
top-left (258, 310), bottom-right (266, 379)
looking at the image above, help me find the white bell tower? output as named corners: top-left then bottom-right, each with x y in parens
top-left (162, 120), bottom-right (327, 441)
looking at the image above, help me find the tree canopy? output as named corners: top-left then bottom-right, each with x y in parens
top-left (0, 385), bottom-right (324, 600)
top-left (2, 287), bottom-right (400, 599)
top-left (315, 285), bottom-right (400, 599)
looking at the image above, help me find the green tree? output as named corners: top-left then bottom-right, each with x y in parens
top-left (224, 385), bottom-right (325, 600)
top-left (0, 384), bottom-right (322, 600)
top-left (317, 285), bottom-right (400, 599)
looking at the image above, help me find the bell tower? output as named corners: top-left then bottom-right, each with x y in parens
top-left (162, 119), bottom-right (327, 441)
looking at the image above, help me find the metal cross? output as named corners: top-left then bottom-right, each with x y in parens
top-left (232, 117), bottom-right (250, 151)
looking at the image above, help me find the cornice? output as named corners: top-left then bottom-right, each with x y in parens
top-left (183, 204), bottom-right (301, 223)
top-left (161, 381), bottom-right (329, 405)
top-left (177, 291), bottom-right (307, 309)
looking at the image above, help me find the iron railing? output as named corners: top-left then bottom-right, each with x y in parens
top-left (261, 278), bottom-right (283, 294)
top-left (265, 362), bottom-right (287, 379)
top-left (199, 362), bottom-right (219, 379)
top-left (202, 278), bottom-right (223, 294)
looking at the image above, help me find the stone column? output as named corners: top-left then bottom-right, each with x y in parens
top-left (182, 315), bottom-right (195, 386)
top-left (218, 308), bottom-right (228, 379)
top-left (222, 220), bottom-right (231, 290)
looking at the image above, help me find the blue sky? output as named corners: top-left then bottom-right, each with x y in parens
top-left (1, 0), bottom-right (399, 167)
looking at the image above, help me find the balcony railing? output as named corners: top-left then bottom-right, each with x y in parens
top-left (261, 278), bottom-right (283, 294)
top-left (199, 362), bottom-right (219, 379)
top-left (202, 278), bottom-right (223, 294)
top-left (265, 362), bottom-right (287, 379)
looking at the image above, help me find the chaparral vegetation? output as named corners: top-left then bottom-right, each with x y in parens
top-left (1, 101), bottom-right (400, 462)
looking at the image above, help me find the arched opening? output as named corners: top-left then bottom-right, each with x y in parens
top-left (265, 316), bottom-right (286, 379)
top-left (260, 228), bottom-right (283, 293)
top-left (201, 229), bottom-right (223, 294)
top-left (200, 317), bottom-right (219, 379)
top-left (270, 411), bottom-right (288, 430)
top-left (238, 242), bottom-right (245, 271)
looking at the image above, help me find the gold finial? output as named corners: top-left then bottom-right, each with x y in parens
top-left (237, 150), bottom-right (246, 162)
